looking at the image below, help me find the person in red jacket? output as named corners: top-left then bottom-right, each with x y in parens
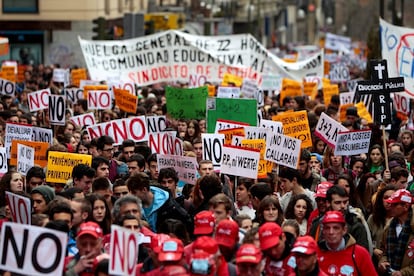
top-left (290, 235), bottom-right (327, 276)
top-left (317, 211), bottom-right (377, 276)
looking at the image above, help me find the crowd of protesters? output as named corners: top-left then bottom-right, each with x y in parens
top-left (0, 63), bottom-right (414, 276)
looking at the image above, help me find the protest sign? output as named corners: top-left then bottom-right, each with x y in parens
top-left (207, 98), bottom-right (257, 133)
top-left (329, 62), bottom-right (350, 83)
top-left (48, 95), bottom-right (66, 126)
top-left (202, 133), bottom-right (224, 171)
top-left (110, 81), bottom-right (137, 97)
top-left (272, 110), bottom-right (312, 148)
top-left (109, 225), bottom-right (141, 276)
top-left (157, 154), bottom-right (198, 184)
top-left (64, 87), bottom-right (84, 104)
top-left (260, 74), bottom-right (282, 91)
top-left (88, 90), bottom-right (111, 110)
top-left (323, 84), bottom-right (339, 105)
top-left (148, 132), bottom-right (183, 156)
top-left (265, 133), bottom-right (301, 169)
top-left (0, 77), bottom-right (15, 96)
top-left (231, 135), bottom-right (244, 147)
top-left (165, 86), bottom-right (208, 119)
top-left (260, 119), bottom-right (283, 134)
top-left (380, 18), bottom-right (414, 98)
top-left (6, 192), bottom-right (31, 225)
top-left (217, 86), bottom-right (241, 98)
top-left (32, 126), bottom-right (53, 145)
top-left (339, 91), bottom-right (355, 105)
top-left (355, 101), bottom-right (373, 123)
top-left (279, 78), bottom-right (302, 106)
top-left (5, 123), bottom-right (33, 158)
top-left (71, 68), bottom-right (87, 87)
top-left (46, 151), bottom-right (92, 184)
top-left (87, 121), bottom-right (114, 141)
top-left (240, 79), bottom-right (258, 99)
top-left (218, 127), bottom-right (245, 145)
top-left (214, 119), bottom-right (249, 133)
top-left (303, 81), bottom-right (318, 98)
top-left (114, 88), bottom-right (138, 113)
top-left (315, 112), bottom-right (348, 148)
top-left (243, 126), bottom-right (272, 141)
top-left (393, 93), bottom-right (410, 115)
top-left (0, 148), bottom-right (7, 174)
top-left (52, 68), bottom-right (70, 86)
top-left (334, 129), bottom-right (371, 156)
top-left (28, 89), bottom-right (50, 112)
top-left (325, 33), bottom-right (351, 52)
top-left (70, 112), bottom-right (96, 128)
top-left (222, 73), bottom-right (243, 87)
top-left (241, 139), bottom-right (266, 159)
top-left (0, 222), bottom-right (67, 276)
top-left (10, 140), bottom-right (49, 167)
top-left (146, 115), bottom-right (167, 133)
top-left (220, 145), bottom-right (260, 178)
top-left (339, 103), bottom-right (354, 122)
top-left (188, 74), bottom-right (207, 88)
top-left (17, 144), bottom-right (34, 176)
top-left (1, 66), bottom-right (16, 82)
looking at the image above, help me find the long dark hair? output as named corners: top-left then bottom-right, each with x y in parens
top-left (257, 195), bottom-right (284, 226)
top-left (372, 185), bottom-right (396, 227)
top-left (86, 194), bottom-right (112, 235)
top-left (284, 194), bottom-right (313, 221)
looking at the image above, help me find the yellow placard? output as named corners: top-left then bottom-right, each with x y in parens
top-left (17, 65), bottom-right (26, 83)
top-left (10, 140), bottom-right (49, 167)
top-left (114, 88), bottom-right (138, 113)
top-left (71, 68), bottom-right (87, 87)
top-left (279, 78), bottom-right (302, 106)
top-left (303, 82), bottom-right (318, 97)
top-left (355, 101), bottom-right (373, 123)
top-left (257, 160), bottom-right (268, 179)
top-left (241, 139), bottom-right (266, 159)
top-left (221, 73), bottom-right (243, 87)
top-left (83, 85), bottom-right (108, 99)
top-left (144, 12), bottom-right (185, 30)
top-left (1, 66), bottom-right (16, 82)
top-left (208, 85), bottom-right (216, 97)
top-left (272, 110), bottom-right (312, 148)
top-left (323, 84), bottom-right (339, 105)
top-left (46, 152), bottom-right (92, 184)
top-left (339, 103), bottom-right (354, 122)
top-left (218, 127), bottom-right (245, 145)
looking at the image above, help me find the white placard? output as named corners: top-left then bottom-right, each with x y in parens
top-left (393, 93), bottom-right (410, 115)
top-left (0, 147), bottom-right (7, 174)
top-left (70, 112), bottom-right (96, 128)
top-left (5, 123), bottom-right (33, 158)
top-left (217, 86), bottom-right (240, 98)
top-left (17, 144), bottom-right (34, 176)
top-left (146, 115), bottom-right (167, 133)
top-left (260, 74), bottom-right (282, 91)
top-left (148, 131), bottom-right (183, 156)
top-left (240, 79), bottom-right (258, 98)
top-left (243, 126), bottom-right (272, 141)
top-left (28, 89), bottom-right (50, 112)
top-left (260, 119), bottom-right (283, 134)
top-left (32, 127), bottom-right (53, 145)
top-left (157, 154), bottom-right (198, 184)
top-left (202, 133), bottom-right (224, 170)
top-left (0, 77), bottom-right (16, 96)
top-left (48, 95), bottom-right (66, 126)
top-left (214, 119), bottom-right (249, 133)
top-left (0, 222), bottom-right (67, 276)
top-left (64, 87), bottom-right (84, 104)
top-left (265, 133), bottom-right (301, 169)
top-left (339, 91), bottom-right (355, 105)
top-left (88, 90), bottom-right (112, 110)
top-left (188, 74), bottom-right (207, 88)
top-left (315, 112), bottom-right (348, 148)
top-left (220, 145), bottom-right (260, 178)
top-left (5, 192), bottom-right (31, 224)
top-left (52, 68), bottom-right (70, 86)
top-left (334, 129), bottom-right (372, 156)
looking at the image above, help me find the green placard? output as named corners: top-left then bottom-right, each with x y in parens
top-left (207, 98), bottom-right (257, 133)
top-left (166, 86), bottom-right (208, 119)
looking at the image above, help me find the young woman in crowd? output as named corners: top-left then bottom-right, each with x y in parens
top-left (365, 144), bottom-right (385, 174)
top-left (256, 195), bottom-right (284, 226)
top-left (284, 194), bottom-right (313, 236)
top-left (86, 194), bottom-right (112, 235)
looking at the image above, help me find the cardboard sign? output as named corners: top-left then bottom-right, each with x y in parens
top-left (303, 82), bottom-right (318, 97)
top-left (0, 148), bottom-right (7, 174)
top-left (265, 132), bottom-right (301, 169)
top-left (5, 123), bottom-right (33, 158)
top-left (217, 86), bottom-right (241, 98)
top-left (5, 192), bottom-right (31, 225)
top-left (339, 103), bottom-right (354, 122)
top-left (260, 119), bottom-right (283, 134)
top-left (214, 119), bottom-right (249, 133)
top-left (323, 84), bottom-right (339, 105)
top-left (334, 129), bottom-right (371, 156)
top-left (221, 73), bottom-right (243, 87)
top-left (0, 77), bottom-right (15, 96)
top-left (241, 139), bottom-right (266, 159)
top-left (0, 222), bottom-right (67, 276)
top-left (272, 110), bottom-right (312, 148)
top-left (28, 89), bottom-right (50, 112)
top-left (70, 112), bottom-right (96, 128)
top-left (64, 87), bottom-right (84, 104)
top-left (10, 140), bottom-right (49, 167)
top-left (32, 127), bottom-right (53, 145)
top-left (88, 90), bottom-right (112, 110)
top-left (146, 115), bottom-right (167, 133)
top-left (71, 68), bottom-right (87, 87)
top-left (109, 225), bottom-right (141, 276)
top-left (46, 152), bottom-right (92, 184)
top-left (114, 88), bottom-right (138, 113)
top-left (165, 86), bottom-right (208, 119)
top-left (393, 93), bottom-right (410, 115)
top-left (315, 112), bottom-right (348, 148)
top-left (279, 78), bottom-right (302, 106)
top-left (110, 81), bottom-right (137, 97)
top-left (207, 98), bottom-right (257, 133)
top-left (148, 132), bottom-right (183, 156)
top-left (339, 91), bottom-right (355, 105)
top-left (17, 144), bottom-right (34, 176)
top-left (1, 66), bottom-right (16, 82)
top-left (220, 145), bottom-right (260, 178)
top-left (157, 154), bottom-right (198, 184)
top-left (218, 127), bottom-right (245, 145)
top-left (202, 133), bottom-right (224, 171)
top-left (48, 95), bottom-right (66, 126)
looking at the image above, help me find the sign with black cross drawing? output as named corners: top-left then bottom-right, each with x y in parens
top-left (355, 60), bottom-right (405, 125)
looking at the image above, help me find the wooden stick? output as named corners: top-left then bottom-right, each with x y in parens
top-left (382, 126), bottom-right (389, 171)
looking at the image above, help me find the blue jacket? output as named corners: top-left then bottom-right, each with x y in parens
top-left (142, 186), bottom-right (169, 231)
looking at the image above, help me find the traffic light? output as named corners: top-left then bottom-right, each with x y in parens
top-left (144, 20), bottom-right (155, 35)
top-left (92, 17), bottom-right (107, 40)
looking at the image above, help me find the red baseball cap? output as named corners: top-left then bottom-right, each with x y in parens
top-left (194, 211), bottom-right (215, 235)
top-left (158, 238), bottom-right (184, 262)
top-left (386, 189), bottom-right (413, 204)
top-left (77, 222), bottom-right (103, 239)
top-left (315, 182), bottom-right (333, 198)
top-left (236, 244), bottom-right (262, 264)
top-left (214, 219), bottom-right (239, 248)
top-left (151, 234), bottom-right (171, 254)
top-left (159, 265), bottom-right (189, 276)
top-left (193, 236), bottom-right (219, 255)
top-left (322, 211), bottom-right (346, 224)
top-left (259, 222), bottom-right (283, 250)
top-left (291, 235), bottom-right (318, 255)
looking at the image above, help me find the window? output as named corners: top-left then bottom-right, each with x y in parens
top-left (3, 0), bottom-right (39, 14)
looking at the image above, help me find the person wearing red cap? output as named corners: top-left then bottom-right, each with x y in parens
top-left (215, 219), bottom-right (239, 262)
top-left (308, 182), bottom-right (333, 238)
top-left (136, 233), bottom-right (170, 276)
top-left (317, 211), bottom-right (376, 276)
top-left (378, 189), bottom-right (414, 275)
top-left (259, 222), bottom-right (295, 275)
top-left (291, 236), bottom-right (327, 276)
top-left (64, 221), bottom-right (106, 276)
top-left (236, 244), bottom-right (263, 276)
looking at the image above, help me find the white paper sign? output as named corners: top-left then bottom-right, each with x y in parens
top-left (188, 74), bottom-right (207, 88)
top-left (5, 123), bottom-right (33, 158)
top-left (0, 147), bottom-right (7, 174)
top-left (148, 131), bottom-right (183, 156)
top-left (157, 154), bottom-right (198, 184)
top-left (0, 222), bottom-right (67, 276)
top-left (70, 112), bottom-right (96, 128)
top-left (393, 93), bottom-right (410, 115)
top-left (88, 90), bottom-right (112, 110)
top-left (17, 144), bottom-right (34, 176)
top-left (334, 130), bottom-right (371, 156)
top-left (260, 74), bottom-right (282, 91)
top-left (52, 68), bottom-right (70, 86)
top-left (220, 145), bottom-right (260, 178)
top-left (0, 77), bottom-right (16, 96)
top-left (243, 126), bottom-right (272, 141)
top-left (28, 89), bottom-right (50, 112)
top-left (146, 115), bottom-right (167, 133)
top-left (315, 112), bottom-right (348, 148)
top-left (202, 133), bottom-right (224, 171)
top-left (217, 86), bottom-right (240, 98)
top-left (32, 127), bottom-right (53, 145)
top-left (49, 95), bottom-right (66, 126)
top-left (260, 119), bottom-right (283, 134)
top-left (214, 119), bottom-right (249, 133)
top-left (64, 87), bottom-right (84, 104)
top-left (5, 192), bottom-right (31, 225)
top-left (339, 91), bottom-right (355, 105)
top-left (240, 79), bottom-right (258, 99)
top-left (265, 133), bottom-right (302, 169)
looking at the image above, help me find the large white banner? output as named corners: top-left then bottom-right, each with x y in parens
top-left (79, 31), bottom-right (324, 85)
top-left (380, 18), bottom-right (414, 98)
